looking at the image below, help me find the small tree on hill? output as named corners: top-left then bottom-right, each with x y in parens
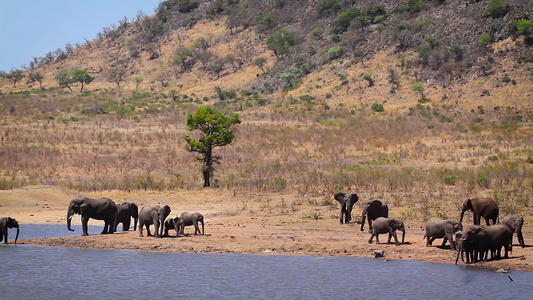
top-left (266, 29), bottom-right (294, 58)
top-left (184, 107), bottom-right (241, 187)
top-left (108, 67), bottom-right (126, 91)
top-left (134, 76), bottom-right (143, 92)
top-left (55, 69), bottom-right (74, 91)
top-left (6, 70), bottom-right (25, 88)
top-left (71, 69), bottom-right (95, 92)
top-left (29, 71), bottom-right (44, 89)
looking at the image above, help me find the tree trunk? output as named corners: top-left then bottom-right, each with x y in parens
top-left (203, 169), bottom-right (210, 187)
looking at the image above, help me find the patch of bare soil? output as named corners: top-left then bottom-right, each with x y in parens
top-left (2, 187), bottom-right (532, 271)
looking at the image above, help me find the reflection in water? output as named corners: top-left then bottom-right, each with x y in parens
top-left (0, 225), bottom-right (531, 299)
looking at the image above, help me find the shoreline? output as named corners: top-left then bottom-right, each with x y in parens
top-left (2, 187), bottom-right (531, 272)
top-left (16, 223), bottom-right (533, 272)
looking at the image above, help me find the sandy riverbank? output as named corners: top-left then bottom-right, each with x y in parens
top-left (2, 186), bottom-right (531, 271)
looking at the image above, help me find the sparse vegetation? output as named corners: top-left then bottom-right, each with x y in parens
top-left (0, 0), bottom-right (530, 223)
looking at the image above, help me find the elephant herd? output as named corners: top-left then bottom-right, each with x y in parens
top-left (334, 192), bottom-right (527, 264)
top-left (65, 197), bottom-right (204, 238)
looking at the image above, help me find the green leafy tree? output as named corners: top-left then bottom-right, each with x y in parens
top-left (6, 70), bottom-right (25, 88)
top-left (184, 107), bottom-right (241, 187)
top-left (516, 19), bottom-right (533, 44)
top-left (29, 71), bottom-right (44, 89)
top-left (484, 0), bottom-right (510, 18)
top-left (71, 69), bottom-right (95, 92)
top-left (55, 69), bottom-right (74, 91)
top-left (266, 29), bottom-right (294, 58)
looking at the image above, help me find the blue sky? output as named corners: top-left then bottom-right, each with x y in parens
top-left (0, 0), bottom-right (162, 72)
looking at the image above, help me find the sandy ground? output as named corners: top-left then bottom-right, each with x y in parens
top-left (1, 186), bottom-right (531, 271)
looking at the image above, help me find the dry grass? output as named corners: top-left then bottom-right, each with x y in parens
top-left (0, 17), bottom-right (531, 224)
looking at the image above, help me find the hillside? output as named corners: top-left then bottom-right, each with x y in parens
top-left (0, 0), bottom-right (532, 224)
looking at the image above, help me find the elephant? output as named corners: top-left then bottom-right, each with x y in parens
top-left (138, 205), bottom-right (171, 237)
top-left (459, 198), bottom-right (499, 226)
top-left (454, 231), bottom-right (475, 264)
top-left (163, 216), bottom-right (184, 237)
top-left (368, 217), bottom-right (405, 246)
top-left (115, 202), bottom-right (139, 232)
top-left (179, 212), bottom-right (204, 235)
top-left (455, 224), bottom-right (512, 264)
top-left (424, 218), bottom-right (463, 250)
top-left (334, 192), bottom-right (359, 224)
top-left (0, 217), bottom-right (20, 244)
top-left (500, 215), bottom-right (526, 248)
top-left (360, 199), bottom-right (388, 232)
top-left (67, 197), bottom-right (117, 236)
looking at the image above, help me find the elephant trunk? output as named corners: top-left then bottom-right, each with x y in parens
top-left (459, 210), bottom-right (465, 224)
top-left (67, 206), bottom-right (75, 232)
top-left (401, 229), bottom-right (405, 244)
top-left (14, 227), bottom-right (19, 244)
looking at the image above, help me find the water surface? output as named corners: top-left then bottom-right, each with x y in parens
top-left (1, 225), bottom-right (530, 299)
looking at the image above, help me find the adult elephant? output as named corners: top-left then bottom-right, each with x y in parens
top-left (360, 199), bottom-right (388, 232)
top-left (459, 198), bottom-right (499, 226)
top-left (138, 205), bottom-right (171, 237)
top-left (179, 212), bottom-right (204, 235)
top-left (368, 217), bottom-right (405, 246)
top-left (456, 224), bottom-right (512, 264)
top-left (67, 197), bottom-right (117, 236)
top-left (0, 217), bottom-right (20, 244)
top-left (115, 202), bottom-right (139, 232)
top-left (163, 216), bottom-right (184, 237)
top-left (334, 192), bottom-right (359, 224)
top-left (500, 215), bottom-right (526, 248)
top-left (424, 218), bottom-right (463, 250)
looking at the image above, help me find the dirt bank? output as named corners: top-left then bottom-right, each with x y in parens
top-left (2, 186), bottom-right (532, 271)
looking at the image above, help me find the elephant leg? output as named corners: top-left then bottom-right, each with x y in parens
top-left (389, 231), bottom-right (399, 245)
top-left (339, 206), bottom-right (345, 224)
top-left (139, 221), bottom-right (144, 237)
top-left (81, 216), bottom-right (89, 236)
top-left (368, 217), bottom-right (373, 232)
top-left (123, 219), bottom-right (131, 231)
top-left (473, 213), bottom-right (480, 225)
top-left (441, 237), bottom-right (448, 247)
top-left (428, 237), bottom-right (435, 246)
top-left (194, 222), bottom-right (200, 235)
top-left (344, 205), bottom-right (351, 224)
top-left (368, 233), bottom-right (375, 244)
top-left (155, 223), bottom-right (161, 237)
top-left (101, 221), bottom-right (109, 234)
top-left (146, 225), bottom-right (152, 236)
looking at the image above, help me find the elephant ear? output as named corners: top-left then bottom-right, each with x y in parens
top-left (349, 193), bottom-right (359, 203)
top-left (444, 223), bottom-right (454, 234)
top-left (388, 219), bottom-right (397, 228)
top-left (79, 203), bottom-right (90, 215)
top-left (334, 192), bottom-right (347, 204)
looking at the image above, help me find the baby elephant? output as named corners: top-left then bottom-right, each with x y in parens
top-left (180, 212), bottom-right (204, 235)
top-left (163, 216), bottom-right (184, 237)
top-left (424, 218), bottom-right (463, 250)
top-left (368, 217), bottom-right (405, 246)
